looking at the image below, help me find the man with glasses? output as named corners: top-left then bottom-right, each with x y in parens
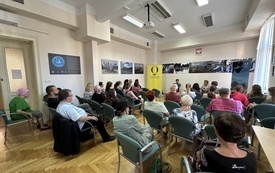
top-left (57, 89), bottom-right (115, 142)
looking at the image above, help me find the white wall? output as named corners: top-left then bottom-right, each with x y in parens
top-left (160, 39), bottom-right (258, 93)
top-left (97, 40), bottom-right (147, 87)
top-left (0, 16), bottom-right (86, 106)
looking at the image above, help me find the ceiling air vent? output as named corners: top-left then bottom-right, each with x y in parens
top-left (149, 0), bottom-right (172, 19)
top-left (12, 0), bottom-right (24, 4)
top-left (110, 27), bottom-right (114, 34)
top-left (152, 30), bottom-right (165, 38)
top-left (202, 13), bottom-right (213, 27)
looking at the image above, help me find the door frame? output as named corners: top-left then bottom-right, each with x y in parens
top-left (0, 38), bottom-right (39, 111)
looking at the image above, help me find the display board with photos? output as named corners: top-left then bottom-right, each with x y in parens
top-left (163, 58), bottom-right (255, 74)
top-left (120, 61), bottom-right (133, 74)
top-left (134, 63), bottom-right (144, 74)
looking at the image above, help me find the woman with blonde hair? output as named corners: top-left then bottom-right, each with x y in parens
top-left (172, 95), bottom-right (201, 137)
top-left (83, 82), bottom-right (94, 100)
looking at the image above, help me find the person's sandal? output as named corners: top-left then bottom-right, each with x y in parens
top-left (40, 126), bottom-right (51, 131)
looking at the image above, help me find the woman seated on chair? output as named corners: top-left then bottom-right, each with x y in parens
top-left (104, 89), bottom-right (119, 109)
top-left (172, 95), bottom-right (201, 136)
top-left (113, 98), bottom-right (153, 147)
top-left (123, 84), bottom-right (143, 104)
top-left (9, 88), bottom-right (50, 130)
top-left (83, 82), bottom-right (94, 100)
top-left (196, 112), bottom-right (257, 173)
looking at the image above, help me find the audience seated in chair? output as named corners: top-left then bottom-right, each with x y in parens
top-left (124, 84), bottom-right (143, 104)
top-left (201, 80), bottom-right (210, 93)
top-left (83, 82), bottom-right (94, 100)
top-left (92, 85), bottom-right (107, 104)
top-left (165, 83), bottom-right (181, 103)
top-left (230, 85), bottom-right (250, 107)
top-left (104, 89), bottom-right (119, 109)
top-left (113, 98), bottom-right (153, 147)
top-left (114, 81), bottom-right (124, 97)
top-left (206, 87), bottom-right (243, 115)
top-left (195, 112), bottom-right (257, 173)
top-left (56, 89), bottom-right (115, 143)
top-left (144, 90), bottom-right (169, 117)
top-left (45, 85), bottom-right (94, 115)
top-left (9, 88), bottom-right (50, 130)
top-left (172, 95), bottom-right (201, 136)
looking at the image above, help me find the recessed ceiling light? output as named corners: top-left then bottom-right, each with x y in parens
top-left (123, 13), bottom-right (144, 28)
top-left (173, 23), bottom-right (186, 34)
top-left (196, 0), bottom-right (208, 7)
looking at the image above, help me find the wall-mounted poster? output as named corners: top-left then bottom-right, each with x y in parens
top-left (134, 63), bottom-right (144, 74)
top-left (174, 63), bottom-right (189, 73)
top-left (162, 63), bottom-right (174, 73)
top-left (101, 59), bottom-right (118, 74)
top-left (231, 59), bottom-right (252, 89)
top-left (121, 61), bottom-right (133, 74)
top-left (48, 53), bottom-right (81, 74)
top-left (189, 59), bottom-right (234, 73)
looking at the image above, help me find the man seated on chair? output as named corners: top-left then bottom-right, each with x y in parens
top-left (45, 85), bottom-right (94, 115)
top-left (9, 88), bottom-right (50, 130)
top-left (56, 89), bottom-right (115, 143)
top-left (206, 87), bottom-right (243, 116)
top-left (165, 83), bottom-right (181, 103)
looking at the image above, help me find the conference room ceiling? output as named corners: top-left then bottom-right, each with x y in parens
top-left (60, 0), bottom-right (275, 44)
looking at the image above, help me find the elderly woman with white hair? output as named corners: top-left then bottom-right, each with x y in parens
top-left (9, 88), bottom-right (50, 130)
top-left (172, 95), bottom-right (201, 136)
top-left (92, 85), bottom-right (107, 104)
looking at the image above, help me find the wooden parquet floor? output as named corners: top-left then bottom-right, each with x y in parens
top-left (0, 111), bottom-right (271, 173)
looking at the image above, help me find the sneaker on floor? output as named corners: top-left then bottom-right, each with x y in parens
top-left (103, 136), bottom-right (116, 142)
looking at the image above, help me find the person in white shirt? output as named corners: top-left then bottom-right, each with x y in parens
top-left (56, 89), bottom-right (115, 143)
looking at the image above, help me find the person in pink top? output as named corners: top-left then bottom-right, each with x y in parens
top-left (230, 85), bottom-right (250, 107)
top-left (165, 83), bottom-right (181, 103)
top-left (206, 87), bottom-right (243, 115)
top-left (132, 79), bottom-right (142, 94)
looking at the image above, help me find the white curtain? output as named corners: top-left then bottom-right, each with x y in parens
top-left (253, 15), bottom-right (275, 93)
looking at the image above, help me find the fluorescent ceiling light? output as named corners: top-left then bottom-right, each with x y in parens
top-left (173, 23), bottom-right (186, 34)
top-left (196, 0), bottom-right (208, 6)
top-left (123, 13), bottom-right (144, 28)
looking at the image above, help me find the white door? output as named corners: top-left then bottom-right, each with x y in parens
top-left (0, 39), bottom-right (36, 111)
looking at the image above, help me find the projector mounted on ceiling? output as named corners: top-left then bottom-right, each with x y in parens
top-left (144, 4), bottom-right (155, 29)
top-left (144, 21), bottom-right (155, 29)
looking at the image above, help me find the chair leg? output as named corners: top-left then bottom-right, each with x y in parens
top-left (168, 133), bottom-right (171, 155)
top-left (4, 126), bottom-right (7, 145)
top-left (180, 156), bottom-right (184, 173)
top-left (117, 147), bottom-right (120, 173)
top-left (257, 143), bottom-right (261, 160)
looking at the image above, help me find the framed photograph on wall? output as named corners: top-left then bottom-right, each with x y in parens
top-left (120, 61), bottom-right (133, 74)
top-left (134, 63), bottom-right (144, 74)
top-left (101, 59), bottom-right (118, 74)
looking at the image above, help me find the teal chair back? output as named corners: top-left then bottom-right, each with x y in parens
top-left (114, 131), bottom-right (142, 163)
top-left (260, 117), bottom-right (275, 129)
top-left (102, 103), bottom-right (115, 120)
top-left (89, 100), bottom-right (103, 116)
top-left (168, 116), bottom-right (195, 141)
top-left (194, 92), bottom-right (203, 104)
top-left (117, 94), bottom-right (123, 100)
top-left (0, 109), bottom-right (32, 145)
top-left (164, 100), bottom-right (180, 115)
top-left (248, 97), bottom-right (266, 104)
top-left (203, 125), bottom-right (217, 140)
top-left (114, 131), bottom-right (162, 173)
top-left (143, 109), bottom-right (163, 130)
top-left (140, 91), bottom-right (148, 101)
top-left (199, 98), bottom-right (212, 110)
top-left (191, 104), bottom-right (207, 122)
top-left (142, 88), bottom-right (149, 92)
top-left (152, 88), bottom-right (161, 97)
top-left (253, 103), bottom-right (275, 120)
top-left (75, 95), bottom-right (84, 104)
